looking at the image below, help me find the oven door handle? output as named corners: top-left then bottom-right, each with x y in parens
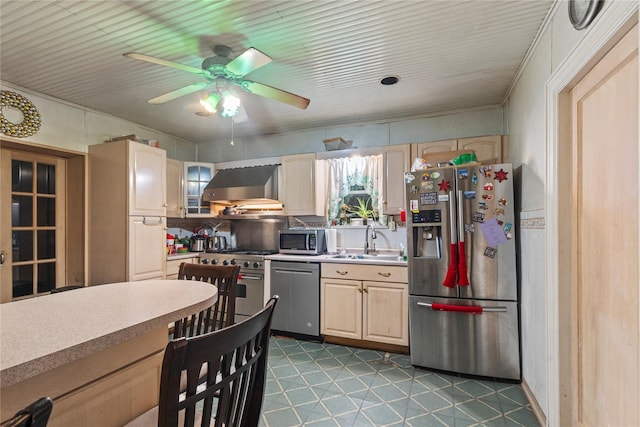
top-left (239, 275), bottom-right (262, 281)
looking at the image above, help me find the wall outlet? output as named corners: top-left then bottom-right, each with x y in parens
top-left (388, 220), bottom-right (396, 231)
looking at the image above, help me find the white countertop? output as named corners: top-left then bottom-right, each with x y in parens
top-left (0, 280), bottom-right (217, 388)
top-left (267, 252), bottom-right (407, 266)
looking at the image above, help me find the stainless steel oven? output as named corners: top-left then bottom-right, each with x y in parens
top-left (199, 250), bottom-right (276, 323)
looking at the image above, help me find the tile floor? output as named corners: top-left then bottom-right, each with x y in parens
top-left (261, 337), bottom-right (539, 427)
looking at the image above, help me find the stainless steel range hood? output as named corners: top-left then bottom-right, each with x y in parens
top-left (202, 165), bottom-right (279, 203)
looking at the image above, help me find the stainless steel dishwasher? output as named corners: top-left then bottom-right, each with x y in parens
top-left (270, 261), bottom-right (321, 339)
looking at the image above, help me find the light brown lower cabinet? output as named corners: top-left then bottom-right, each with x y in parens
top-left (166, 257), bottom-right (199, 280)
top-left (320, 263), bottom-right (408, 346)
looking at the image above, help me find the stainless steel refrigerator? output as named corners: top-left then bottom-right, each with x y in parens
top-left (406, 163), bottom-right (520, 380)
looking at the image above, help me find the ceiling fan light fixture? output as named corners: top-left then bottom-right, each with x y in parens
top-left (200, 92), bottom-right (220, 113)
top-left (221, 90), bottom-right (241, 117)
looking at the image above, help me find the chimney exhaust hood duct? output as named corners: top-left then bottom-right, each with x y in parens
top-left (202, 164), bottom-right (279, 203)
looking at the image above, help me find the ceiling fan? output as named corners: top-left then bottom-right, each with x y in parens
top-left (123, 45), bottom-right (310, 111)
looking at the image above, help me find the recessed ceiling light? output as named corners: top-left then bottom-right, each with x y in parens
top-left (380, 75), bottom-right (400, 85)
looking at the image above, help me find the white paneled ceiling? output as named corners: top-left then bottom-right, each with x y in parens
top-left (0, 0), bottom-right (553, 143)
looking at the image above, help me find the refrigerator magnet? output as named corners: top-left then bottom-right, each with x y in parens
top-left (404, 172), bottom-right (415, 183)
top-left (431, 171), bottom-right (441, 179)
top-left (438, 180), bottom-right (451, 192)
top-left (438, 194), bottom-right (449, 202)
top-left (478, 202), bottom-right (488, 210)
top-left (463, 191), bottom-right (476, 199)
top-left (483, 182), bottom-right (494, 191)
top-left (458, 169), bottom-right (469, 179)
top-left (421, 181), bottom-right (434, 190)
top-left (495, 208), bottom-right (505, 216)
top-left (498, 198), bottom-right (508, 206)
top-left (494, 168), bottom-right (509, 182)
top-left (410, 199), bottom-right (419, 211)
top-left (484, 247), bottom-right (498, 258)
top-left (503, 222), bottom-right (513, 232)
top-left (472, 212), bottom-right (485, 223)
top-left (482, 194), bottom-right (494, 201)
top-left (472, 173), bottom-right (478, 185)
top-left (420, 192), bottom-right (438, 205)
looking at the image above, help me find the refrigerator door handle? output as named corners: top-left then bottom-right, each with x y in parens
top-left (416, 302), bottom-right (507, 314)
top-left (443, 190), bottom-right (458, 288)
top-left (457, 190), bottom-right (469, 286)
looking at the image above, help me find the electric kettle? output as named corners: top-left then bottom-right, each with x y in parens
top-left (189, 235), bottom-right (205, 252)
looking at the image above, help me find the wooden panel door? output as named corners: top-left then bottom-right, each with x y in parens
top-left (382, 144), bottom-right (410, 215)
top-left (320, 277), bottom-right (361, 339)
top-left (362, 281), bottom-right (408, 345)
top-left (128, 142), bottom-right (166, 217)
top-left (282, 153), bottom-right (322, 216)
top-left (414, 139), bottom-right (457, 159)
top-left (128, 216), bottom-right (166, 281)
top-left (570, 24), bottom-right (638, 426)
top-left (166, 158), bottom-right (183, 218)
top-left (457, 135), bottom-right (502, 164)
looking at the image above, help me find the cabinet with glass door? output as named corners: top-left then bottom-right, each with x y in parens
top-left (183, 162), bottom-right (215, 217)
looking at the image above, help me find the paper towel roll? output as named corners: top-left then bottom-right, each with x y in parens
top-left (326, 229), bottom-right (337, 254)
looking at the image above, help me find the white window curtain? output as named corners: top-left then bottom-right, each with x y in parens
top-left (324, 154), bottom-right (383, 222)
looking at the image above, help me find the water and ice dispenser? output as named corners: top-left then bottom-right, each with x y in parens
top-left (411, 210), bottom-right (442, 259)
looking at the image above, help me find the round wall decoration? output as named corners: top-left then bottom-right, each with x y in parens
top-left (0, 90), bottom-right (42, 138)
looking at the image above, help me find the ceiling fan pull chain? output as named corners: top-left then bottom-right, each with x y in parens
top-left (230, 118), bottom-right (234, 146)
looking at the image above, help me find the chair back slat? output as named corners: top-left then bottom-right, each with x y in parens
top-left (158, 296), bottom-right (278, 427)
top-left (174, 263), bottom-right (241, 338)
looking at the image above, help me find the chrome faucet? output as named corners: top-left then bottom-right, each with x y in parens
top-left (364, 224), bottom-right (377, 254)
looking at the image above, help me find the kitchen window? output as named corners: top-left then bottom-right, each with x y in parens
top-left (324, 154), bottom-right (383, 224)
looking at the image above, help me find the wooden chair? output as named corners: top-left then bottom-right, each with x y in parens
top-left (173, 263), bottom-right (240, 338)
top-left (125, 296), bottom-right (278, 427)
top-left (1, 397), bottom-right (53, 427)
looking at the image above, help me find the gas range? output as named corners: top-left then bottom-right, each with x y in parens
top-left (199, 249), bottom-right (278, 323)
top-left (199, 249), bottom-right (278, 271)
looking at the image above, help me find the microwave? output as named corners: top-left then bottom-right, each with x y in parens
top-left (279, 229), bottom-right (326, 255)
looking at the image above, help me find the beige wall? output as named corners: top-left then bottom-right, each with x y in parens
top-left (197, 106), bottom-right (504, 163)
top-left (0, 81), bottom-right (197, 159)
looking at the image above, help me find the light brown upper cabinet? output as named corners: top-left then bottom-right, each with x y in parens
top-left (412, 135), bottom-right (508, 165)
top-left (382, 144), bottom-right (410, 215)
top-left (282, 153), bottom-right (325, 216)
top-left (166, 158), bottom-right (183, 218)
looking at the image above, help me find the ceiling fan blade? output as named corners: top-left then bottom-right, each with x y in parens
top-left (225, 47), bottom-right (272, 77)
top-left (242, 81), bottom-right (310, 110)
top-left (148, 82), bottom-right (211, 104)
top-left (124, 52), bottom-right (209, 77)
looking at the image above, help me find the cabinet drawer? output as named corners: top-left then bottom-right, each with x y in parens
top-left (322, 263), bottom-right (407, 283)
top-left (166, 258), bottom-right (198, 277)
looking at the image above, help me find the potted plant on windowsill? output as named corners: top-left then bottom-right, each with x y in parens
top-left (346, 197), bottom-right (375, 226)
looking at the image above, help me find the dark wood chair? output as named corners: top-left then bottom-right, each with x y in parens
top-left (173, 263), bottom-right (240, 338)
top-left (1, 397), bottom-right (53, 427)
top-left (125, 296), bottom-right (278, 427)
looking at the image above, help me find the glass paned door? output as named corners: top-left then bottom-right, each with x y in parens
top-left (184, 162), bottom-right (214, 216)
top-left (1, 149), bottom-right (65, 301)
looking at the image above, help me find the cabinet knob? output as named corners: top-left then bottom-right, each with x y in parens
top-left (358, 288), bottom-right (363, 293)
top-left (378, 272), bottom-right (391, 277)
top-left (363, 288), bottom-right (368, 293)
top-left (336, 270), bottom-right (348, 275)
top-left (163, 203), bottom-right (168, 207)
